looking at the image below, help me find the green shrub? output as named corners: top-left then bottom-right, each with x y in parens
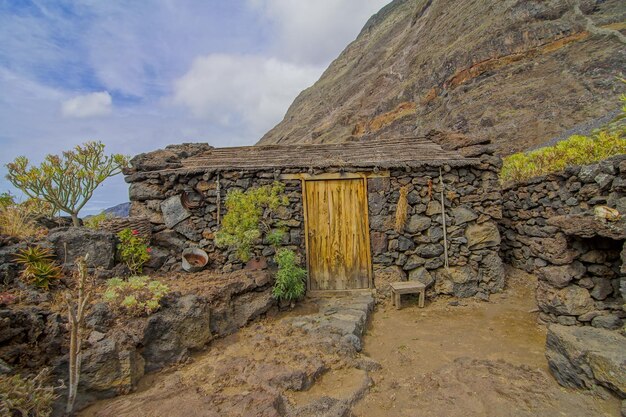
top-left (102, 276), bottom-right (169, 317)
top-left (272, 248), bottom-right (306, 302)
top-left (14, 246), bottom-right (62, 289)
top-left (84, 212), bottom-right (111, 229)
top-left (215, 182), bottom-right (289, 262)
top-left (0, 368), bottom-right (61, 417)
top-left (501, 130), bottom-right (626, 182)
top-left (0, 192), bottom-right (15, 209)
top-left (501, 92), bottom-right (626, 182)
top-left (117, 228), bottom-right (151, 275)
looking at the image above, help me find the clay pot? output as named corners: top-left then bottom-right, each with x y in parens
top-left (181, 191), bottom-right (204, 209)
top-left (182, 248), bottom-right (209, 272)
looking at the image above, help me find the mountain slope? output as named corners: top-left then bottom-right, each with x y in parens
top-left (258, 0), bottom-right (626, 154)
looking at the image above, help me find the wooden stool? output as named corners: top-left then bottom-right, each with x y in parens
top-left (390, 281), bottom-right (426, 309)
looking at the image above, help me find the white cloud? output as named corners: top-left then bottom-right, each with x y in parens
top-left (172, 54), bottom-right (323, 135)
top-left (61, 91), bottom-right (112, 118)
top-left (248, 0), bottom-right (391, 65)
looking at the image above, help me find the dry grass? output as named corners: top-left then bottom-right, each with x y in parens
top-left (394, 185), bottom-right (409, 232)
top-left (0, 206), bottom-right (46, 239)
top-left (0, 368), bottom-right (62, 417)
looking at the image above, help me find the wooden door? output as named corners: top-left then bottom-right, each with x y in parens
top-left (304, 178), bottom-right (372, 291)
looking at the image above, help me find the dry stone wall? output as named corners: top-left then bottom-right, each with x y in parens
top-left (500, 155), bottom-right (626, 328)
top-left (125, 151), bottom-right (504, 299)
top-left (369, 154), bottom-right (504, 299)
top-left (128, 170), bottom-right (305, 272)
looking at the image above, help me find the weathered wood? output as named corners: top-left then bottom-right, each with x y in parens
top-left (390, 281), bottom-right (426, 309)
top-left (304, 178), bottom-right (371, 290)
top-left (307, 289), bottom-right (374, 297)
top-left (127, 137), bottom-right (479, 178)
top-left (281, 171), bottom-right (390, 181)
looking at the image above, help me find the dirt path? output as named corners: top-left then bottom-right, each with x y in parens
top-left (80, 267), bottom-right (621, 416)
top-left (353, 267), bottom-right (621, 417)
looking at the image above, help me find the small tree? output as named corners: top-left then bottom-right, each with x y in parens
top-left (5, 141), bottom-right (128, 226)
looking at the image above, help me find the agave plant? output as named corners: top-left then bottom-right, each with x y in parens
top-left (14, 246), bottom-right (62, 289)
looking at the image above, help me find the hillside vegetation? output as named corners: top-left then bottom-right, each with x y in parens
top-left (501, 95), bottom-right (626, 182)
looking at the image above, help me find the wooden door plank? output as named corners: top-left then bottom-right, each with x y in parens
top-left (304, 177), bottom-right (372, 291)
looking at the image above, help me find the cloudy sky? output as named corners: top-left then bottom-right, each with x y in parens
top-left (0, 0), bottom-right (389, 215)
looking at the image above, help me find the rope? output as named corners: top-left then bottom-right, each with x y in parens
top-left (216, 172), bottom-right (221, 226)
top-left (439, 167), bottom-right (449, 270)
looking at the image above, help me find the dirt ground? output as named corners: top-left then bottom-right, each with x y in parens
top-left (352, 266), bottom-right (621, 417)
top-left (80, 267), bottom-right (622, 417)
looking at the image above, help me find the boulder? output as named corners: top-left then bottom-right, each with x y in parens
top-left (152, 229), bottom-right (186, 251)
top-left (416, 243), bottom-right (443, 258)
top-left (0, 306), bottom-right (65, 370)
top-left (79, 338), bottom-right (145, 399)
top-left (142, 294), bottom-right (212, 371)
top-left (128, 143), bottom-right (213, 172)
top-left (405, 215), bottom-right (431, 234)
top-left (518, 233), bottom-right (581, 266)
top-left (536, 282), bottom-right (594, 316)
top-left (397, 236), bottom-right (415, 251)
top-left (160, 195), bottom-right (191, 229)
top-left (403, 254), bottom-right (425, 270)
top-left (479, 252), bottom-right (505, 292)
top-left (0, 242), bottom-right (27, 286)
top-left (547, 215), bottom-right (626, 240)
top-left (408, 267), bottom-right (434, 287)
top-left (211, 290), bottom-right (276, 336)
top-left (465, 221), bottom-right (500, 250)
top-left (452, 206), bottom-right (478, 225)
top-left (373, 265), bottom-right (407, 297)
top-left (47, 227), bottom-right (116, 269)
top-left (545, 325), bottom-right (626, 396)
top-left (591, 314), bottom-right (623, 330)
top-left (537, 262), bottom-right (586, 289)
top-left (434, 266), bottom-right (479, 297)
top-left (591, 278), bottom-right (614, 301)
top-left (426, 200), bottom-right (442, 216)
top-left (129, 183), bottom-right (164, 201)
top-left (370, 232), bottom-right (387, 255)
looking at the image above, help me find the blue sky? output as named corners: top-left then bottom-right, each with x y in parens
top-left (0, 0), bottom-right (389, 214)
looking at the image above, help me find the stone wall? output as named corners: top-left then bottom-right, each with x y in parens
top-left (369, 154), bottom-right (504, 299)
top-left (126, 153), bottom-right (505, 299)
top-left (128, 170), bottom-right (305, 273)
top-left (500, 155), bottom-right (626, 328)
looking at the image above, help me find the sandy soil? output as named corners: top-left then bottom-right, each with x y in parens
top-left (352, 267), bottom-right (621, 417)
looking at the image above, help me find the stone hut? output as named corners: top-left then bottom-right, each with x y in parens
top-left (124, 134), bottom-right (504, 299)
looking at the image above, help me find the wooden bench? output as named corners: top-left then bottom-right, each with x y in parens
top-left (390, 281), bottom-right (426, 309)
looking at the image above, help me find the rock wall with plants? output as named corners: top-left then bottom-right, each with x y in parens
top-left (500, 155), bottom-right (626, 329)
top-left (126, 151), bottom-right (505, 299)
top-left (127, 169), bottom-right (306, 273)
top-left (369, 153), bottom-right (504, 300)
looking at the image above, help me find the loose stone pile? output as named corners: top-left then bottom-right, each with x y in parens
top-left (500, 155), bottom-right (626, 328)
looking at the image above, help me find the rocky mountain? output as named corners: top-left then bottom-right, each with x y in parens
top-left (258, 0), bottom-right (626, 155)
top-left (103, 202), bottom-right (130, 217)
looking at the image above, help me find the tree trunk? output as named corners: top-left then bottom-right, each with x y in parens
top-left (71, 213), bottom-right (80, 227)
